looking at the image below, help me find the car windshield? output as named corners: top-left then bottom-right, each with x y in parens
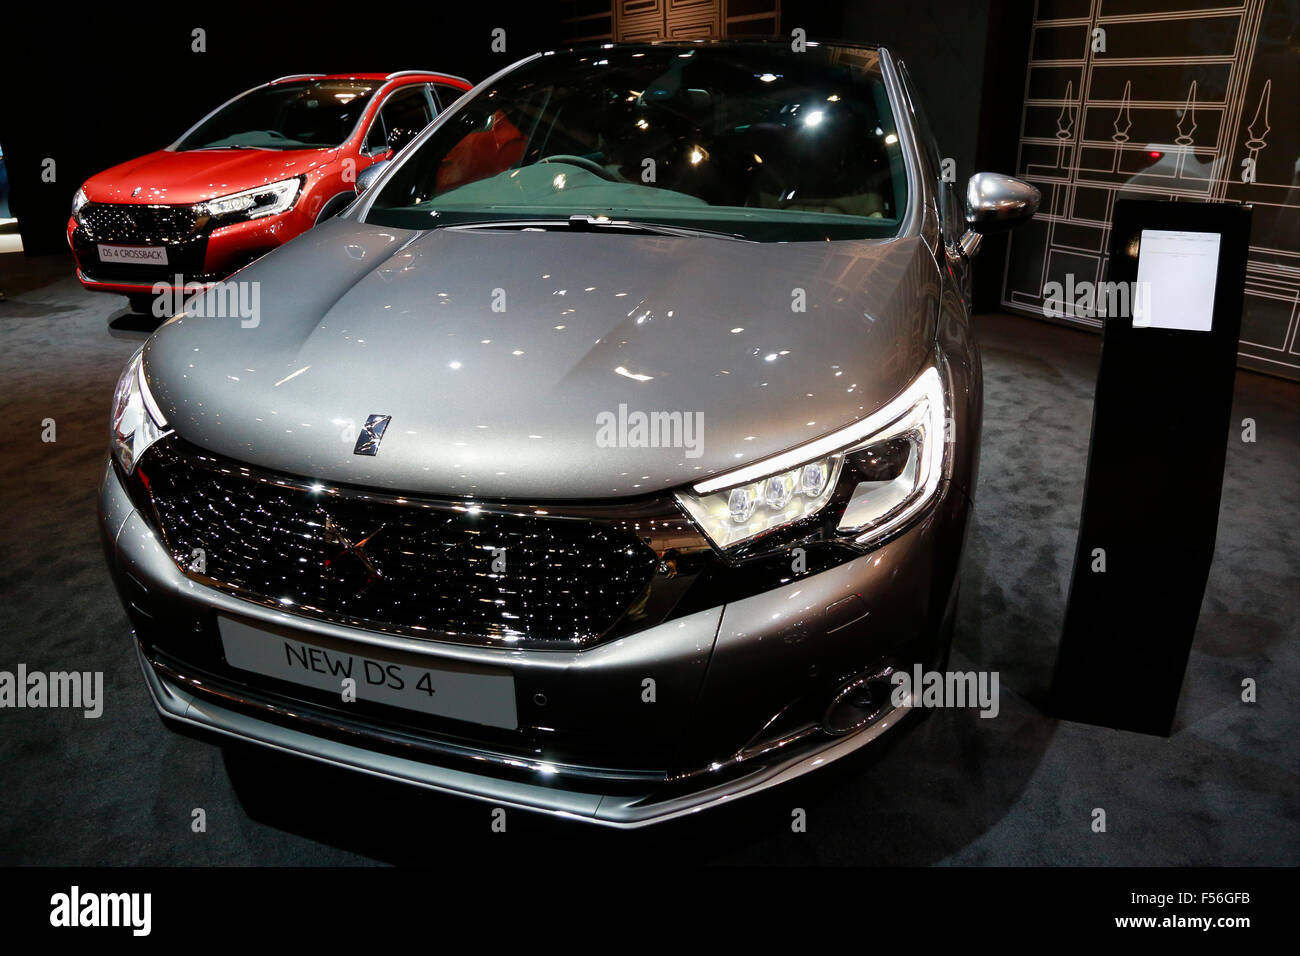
top-left (365, 44), bottom-right (908, 242)
top-left (176, 80), bottom-right (380, 151)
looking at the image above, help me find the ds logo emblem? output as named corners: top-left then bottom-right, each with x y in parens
top-left (353, 414), bottom-right (392, 456)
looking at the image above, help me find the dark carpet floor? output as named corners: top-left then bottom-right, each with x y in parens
top-left (1, 251), bottom-right (1296, 866)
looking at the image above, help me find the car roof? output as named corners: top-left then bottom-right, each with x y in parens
top-left (267, 71), bottom-right (472, 88)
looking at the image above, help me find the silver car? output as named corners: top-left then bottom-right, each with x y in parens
top-left (99, 41), bottom-right (1037, 827)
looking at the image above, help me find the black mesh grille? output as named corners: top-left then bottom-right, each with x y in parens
top-left (80, 203), bottom-right (204, 244)
top-left (72, 232), bottom-right (211, 285)
top-left (136, 441), bottom-right (662, 648)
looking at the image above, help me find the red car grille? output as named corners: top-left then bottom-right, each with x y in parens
top-left (79, 202), bottom-right (204, 244)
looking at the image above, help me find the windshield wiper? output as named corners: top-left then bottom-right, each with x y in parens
top-left (446, 214), bottom-right (753, 242)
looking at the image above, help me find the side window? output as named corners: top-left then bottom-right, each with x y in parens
top-left (367, 86), bottom-right (435, 153)
top-left (433, 84), bottom-right (468, 112)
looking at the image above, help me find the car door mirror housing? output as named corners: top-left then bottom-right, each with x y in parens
top-left (965, 172), bottom-right (1040, 234)
top-left (355, 161), bottom-right (389, 194)
top-left (956, 172), bottom-right (1040, 257)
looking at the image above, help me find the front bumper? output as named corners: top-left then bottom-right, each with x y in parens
top-left (100, 456), bottom-right (965, 827)
top-left (68, 207), bottom-right (304, 296)
top-left (133, 640), bottom-right (911, 827)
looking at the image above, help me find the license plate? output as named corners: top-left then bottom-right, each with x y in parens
top-left (218, 617), bottom-right (517, 729)
top-left (98, 243), bottom-right (168, 265)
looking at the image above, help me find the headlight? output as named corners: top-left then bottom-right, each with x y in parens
top-left (111, 350), bottom-right (170, 473)
top-left (197, 177), bottom-right (302, 224)
top-left (676, 364), bottom-right (947, 553)
top-left (71, 187), bottom-right (89, 223)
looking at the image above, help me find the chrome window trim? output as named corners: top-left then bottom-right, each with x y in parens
top-left (386, 69), bottom-right (473, 86)
top-left (878, 47), bottom-right (927, 242)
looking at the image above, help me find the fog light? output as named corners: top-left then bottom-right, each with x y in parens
top-left (822, 666), bottom-right (896, 736)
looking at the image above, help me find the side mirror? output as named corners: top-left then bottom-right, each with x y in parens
top-left (354, 160), bottom-right (389, 195)
top-left (957, 172), bottom-right (1040, 257)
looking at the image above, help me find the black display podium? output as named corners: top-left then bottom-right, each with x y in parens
top-left (1050, 199), bottom-right (1253, 736)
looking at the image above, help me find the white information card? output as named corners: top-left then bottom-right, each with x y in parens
top-left (1133, 229), bottom-right (1221, 332)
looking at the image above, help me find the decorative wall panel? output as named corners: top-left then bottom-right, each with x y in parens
top-left (1001, 0), bottom-right (1299, 378)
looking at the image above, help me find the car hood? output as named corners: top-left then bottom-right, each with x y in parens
top-left (84, 148), bottom-right (337, 205)
top-left (143, 219), bottom-right (939, 499)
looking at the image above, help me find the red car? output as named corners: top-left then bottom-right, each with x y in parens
top-left (68, 70), bottom-right (472, 313)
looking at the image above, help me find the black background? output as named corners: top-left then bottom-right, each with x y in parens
top-left (0, 1), bottom-right (1032, 309)
top-left (2, 865), bottom-right (1280, 938)
top-left (0, 6), bottom-right (561, 253)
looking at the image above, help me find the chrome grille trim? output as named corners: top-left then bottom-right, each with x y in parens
top-left (133, 439), bottom-right (685, 649)
top-left (79, 202), bottom-right (206, 244)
